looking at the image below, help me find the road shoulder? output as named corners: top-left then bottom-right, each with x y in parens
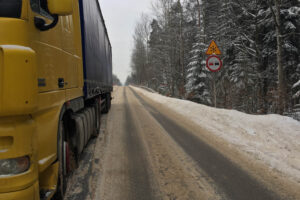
top-left (130, 86), bottom-right (300, 200)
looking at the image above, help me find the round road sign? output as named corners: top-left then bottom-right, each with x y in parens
top-left (206, 55), bottom-right (223, 72)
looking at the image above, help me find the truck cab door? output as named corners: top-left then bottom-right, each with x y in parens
top-left (60, 15), bottom-right (79, 89)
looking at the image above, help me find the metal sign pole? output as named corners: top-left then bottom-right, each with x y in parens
top-left (205, 41), bottom-right (222, 107)
top-left (213, 73), bottom-right (217, 108)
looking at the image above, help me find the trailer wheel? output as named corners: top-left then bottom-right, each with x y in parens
top-left (54, 120), bottom-right (68, 200)
top-left (107, 93), bottom-right (111, 110)
top-left (92, 101), bottom-right (101, 137)
top-left (102, 93), bottom-right (111, 114)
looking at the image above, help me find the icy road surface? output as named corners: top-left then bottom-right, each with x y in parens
top-left (64, 86), bottom-right (300, 200)
top-left (131, 86), bottom-right (300, 184)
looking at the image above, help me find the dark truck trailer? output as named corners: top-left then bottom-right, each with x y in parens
top-left (79, 0), bottom-right (113, 100)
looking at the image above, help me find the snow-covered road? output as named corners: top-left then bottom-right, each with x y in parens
top-left (65, 86), bottom-right (300, 200)
top-left (131, 86), bottom-right (300, 187)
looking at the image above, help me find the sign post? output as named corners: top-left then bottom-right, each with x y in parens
top-left (205, 40), bottom-right (222, 107)
top-left (205, 40), bottom-right (222, 72)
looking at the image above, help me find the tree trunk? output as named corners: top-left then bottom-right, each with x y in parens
top-left (179, 2), bottom-right (185, 97)
top-left (196, 0), bottom-right (201, 27)
top-left (268, 0), bottom-right (285, 114)
top-left (274, 0), bottom-right (285, 114)
top-left (254, 1), bottom-right (268, 114)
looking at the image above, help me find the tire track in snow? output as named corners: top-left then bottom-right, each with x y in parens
top-left (123, 89), bottom-right (158, 200)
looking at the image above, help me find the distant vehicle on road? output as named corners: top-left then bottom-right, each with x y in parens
top-left (0, 0), bottom-right (112, 199)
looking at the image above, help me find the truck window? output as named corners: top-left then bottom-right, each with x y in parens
top-left (0, 0), bottom-right (22, 18)
top-left (30, 0), bottom-right (53, 20)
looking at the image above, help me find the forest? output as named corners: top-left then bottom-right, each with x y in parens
top-left (113, 74), bottom-right (122, 86)
top-left (125, 0), bottom-right (300, 116)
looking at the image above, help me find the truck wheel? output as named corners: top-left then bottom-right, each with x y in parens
top-left (107, 93), bottom-right (111, 110)
top-left (54, 120), bottom-right (68, 200)
top-left (102, 93), bottom-right (111, 114)
top-left (92, 102), bottom-right (100, 137)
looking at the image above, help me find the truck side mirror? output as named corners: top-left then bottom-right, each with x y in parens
top-left (47, 0), bottom-right (73, 16)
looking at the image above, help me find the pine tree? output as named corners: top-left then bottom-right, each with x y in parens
top-left (126, 0), bottom-right (299, 116)
top-left (148, 19), bottom-right (166, 90)
top-left (281, 0), bottom-right (300, 109)
top-left (185, 34), bottom-right (211, 105)
top-left (185, 0), bottom-right (212, 105)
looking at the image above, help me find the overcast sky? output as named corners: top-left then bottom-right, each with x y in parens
top-left (99, 0), bottom-right (151, 84)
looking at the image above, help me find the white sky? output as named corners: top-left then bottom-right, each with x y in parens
top-left (99, 0), bottom-right (151, 84)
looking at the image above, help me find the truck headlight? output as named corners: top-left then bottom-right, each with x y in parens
top-left (0, 156), bottom-right (30, 176)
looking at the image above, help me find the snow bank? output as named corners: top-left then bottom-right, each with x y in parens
top-left (131, 86), bottom-right (300, 182)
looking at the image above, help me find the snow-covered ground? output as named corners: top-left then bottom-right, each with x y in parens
top-left (131, 86), bottom-right (300, 183)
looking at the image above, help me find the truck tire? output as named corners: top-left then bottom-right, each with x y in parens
top-left (91, 106), bottom-right (99, 137)
top-left (85, 108), bottom-right (92, 140)
top-left (81, 112), bottom-right (89, 147)
top-left (102, 93), bottom-right (111, 114)
top-left (72, 114), bottom-right (85, 154)
top-left (88, 108), bottom-right (94, 139)
top-left (93, 100), bottom-right (101, 137)
top-left (108, 93), bottom-right (111, 110)
top-left (54, 120), bottom-right (68, 200)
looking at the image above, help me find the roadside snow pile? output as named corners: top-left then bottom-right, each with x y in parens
top-left (139, 85), bottom-right (157, 93)
top-left (131, 86), bottom-right (300, 182)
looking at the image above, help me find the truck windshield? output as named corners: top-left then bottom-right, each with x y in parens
top-left (0, 0), bottom-right (22, 18)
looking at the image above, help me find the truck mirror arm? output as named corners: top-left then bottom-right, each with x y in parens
top-left (34, 15), bottom-right (59, 31)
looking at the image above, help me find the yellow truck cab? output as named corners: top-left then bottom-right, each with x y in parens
top-left (0, 0), bottom-right (112, 199)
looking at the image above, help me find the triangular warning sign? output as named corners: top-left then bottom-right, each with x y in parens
top-left (206, 40), bottom-right (221, 55)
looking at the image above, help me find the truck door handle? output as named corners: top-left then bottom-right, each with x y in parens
top-left (58, 78), bottom-right (65, 88)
